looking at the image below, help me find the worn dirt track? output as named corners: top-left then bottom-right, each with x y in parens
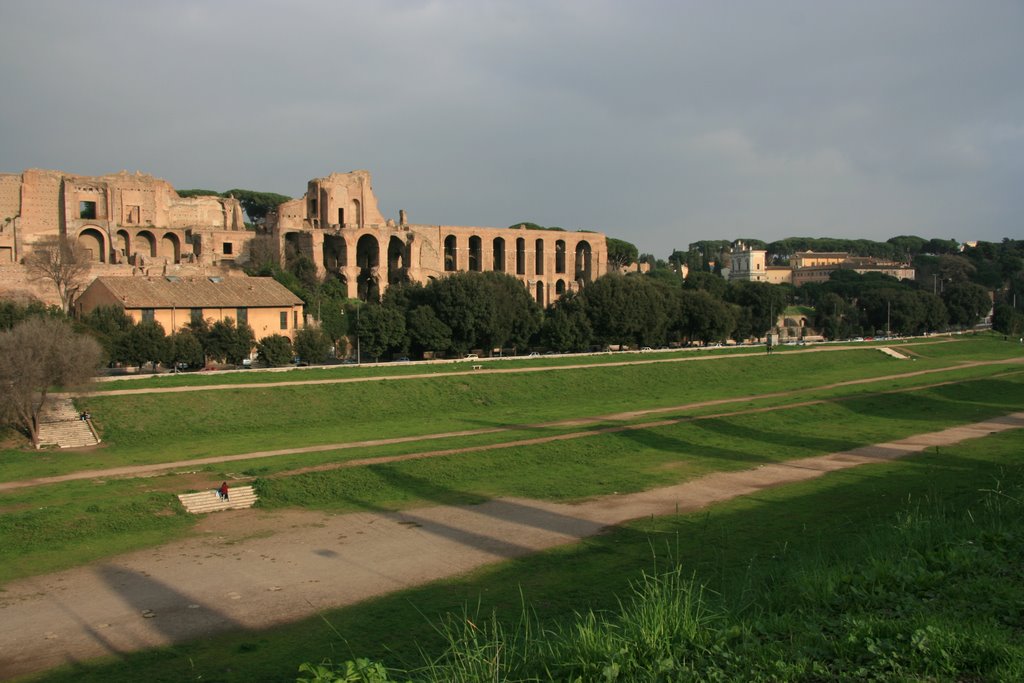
top-left (1, 413), bottom-right (1022, 679)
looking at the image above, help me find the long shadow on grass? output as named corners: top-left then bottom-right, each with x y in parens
top-left (318, 465), bottom-right (605, 560)
top-left (606, 422), bottom-right (771, 464)
top-left (841, 379), bottom-right (1024, 424)
top-left (690, 415), bottom-right (861, 460)
top-left (30, 431), bottom-right (1024, 683)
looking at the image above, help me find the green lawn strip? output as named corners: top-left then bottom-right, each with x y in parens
top-left (0, 350), bottom-right (994, 482)
top-left (31, 423), bottom-right (1024, 682)
top-left (255, 376), bottom-right (1024, 510)
top-left (87, 347), bottom-right (763, 392)
top-left (0, 476), bottom-right (193, 585)
top-left (0, 354), bottom-right (1007, 489)
top-left (77, 334), bottom-right (1008, 394)
top-left (4, 375), bottom-right (1021, 589)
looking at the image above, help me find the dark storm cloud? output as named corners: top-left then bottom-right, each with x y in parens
top-left (2, 0), bottom-right (1021, 254)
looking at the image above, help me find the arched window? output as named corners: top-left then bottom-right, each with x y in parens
top-left (160, 233), bottom-right (181, 263)
top-left (134, 230), bottom-right (157, 258)
top-left (357, 234), bottom-right (381, 301)
top-left (574, 241), bottom-right (593, 283)
top-left (77, 228), bottom-right (106, 263)
top-left (469, 236), bottom-right (482, 271)
top-left (388, 236), bottom-right (408, 285)
top-left (535, 239), bottom-right (545, 275)
top-left (492, 237), bottom-right (506, 272)
top-left (444, 235), bottom-right (457, 271)
top-left (555, 240), bottom-right (566, 273)
top-left (516, 238), bottom-right (526, 275)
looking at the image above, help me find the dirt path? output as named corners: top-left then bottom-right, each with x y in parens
top-left (1, 413), bottom-right (1022, 680)
top-left (8, 358), bottom-right (1021, 494)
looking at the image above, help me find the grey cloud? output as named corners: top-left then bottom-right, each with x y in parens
top-left (1, 0), bottom-right (1021, 255)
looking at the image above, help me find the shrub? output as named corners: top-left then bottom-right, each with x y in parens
top-left (257, 334), bottom-right (293, 366)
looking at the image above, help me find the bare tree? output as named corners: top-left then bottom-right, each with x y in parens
top-left (25, 235), bottom-right (92, 314)
top-left (0, 317), bottom-right (102, 447)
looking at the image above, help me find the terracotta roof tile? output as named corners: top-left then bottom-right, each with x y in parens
top-left (89, 276), bottom-right (303, 309)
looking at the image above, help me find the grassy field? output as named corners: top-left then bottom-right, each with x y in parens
top-left (1, 336), bottom-right (1018, 485)
top-left (1, 334), bottom-right (1021, 680)
top-left (29, 419), bottom-right (1024, 682)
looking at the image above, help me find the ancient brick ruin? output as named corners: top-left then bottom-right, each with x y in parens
top-left (269, 171), bottom-right (607, 305)
top-left (0, 168), bottom-right (607, 308)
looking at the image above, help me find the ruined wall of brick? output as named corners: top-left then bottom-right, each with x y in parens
top-left (271, 170), bottom-right (607, 306)
top-left (0, 168), bottom-right (252, 306)
top-left (0, 174), bottom-right (21, 222)
top-left (21, 169), bottom-right (63, 238)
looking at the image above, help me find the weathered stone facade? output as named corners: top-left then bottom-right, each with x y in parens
top-left (0, 168), bottom-right (246, 268)
top-left (1, 168), bottom-right (607, 309)
top-left (268, 171), bottom-right (607, 306)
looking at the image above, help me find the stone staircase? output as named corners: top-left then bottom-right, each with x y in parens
top-left (36, 397), bottom-right (101, 449)
top-left (878, 347), bottom-right (910, 360)
top-left (177, 485), bottom-right (259, 514)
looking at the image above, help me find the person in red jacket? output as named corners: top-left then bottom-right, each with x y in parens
top-left (218, 481), bottom-right (229, 501)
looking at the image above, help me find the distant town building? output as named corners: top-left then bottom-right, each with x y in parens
top-left (728, 242), bottom-right (792, 284)
top-left (728, 243), bottom-right (913, 287)
top-left (790, 251), bottom-right (915, 286)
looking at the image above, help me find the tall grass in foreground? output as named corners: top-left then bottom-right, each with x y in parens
top-left (303, 475), bottom-right (1024, 682)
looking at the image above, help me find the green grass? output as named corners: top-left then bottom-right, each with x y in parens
top-left (255, 374), bottom-right (1024, 511)
top-left (30, 418), bottom-right (1024, 682)
top-left (3, 373), bottom-right (1021, 587)
top-left (1, 337), bottom-right (1019, 484)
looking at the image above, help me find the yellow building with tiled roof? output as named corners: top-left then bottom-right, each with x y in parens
top-left (76, 276), bottom-right (304, 341)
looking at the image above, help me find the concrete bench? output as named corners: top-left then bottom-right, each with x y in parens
top-left (472, 364), bottom-right (483, 370)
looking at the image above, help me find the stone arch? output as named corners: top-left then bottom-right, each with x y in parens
top-left (468, 235), bottom-right (482, 271)
top-left (134, 230), bottom-right (157, 259)
top-left (574, 240), bottom-right (593, 283)
top-left (77, 227), bottom-right (106, 263)
top-left (536, 280), bottom-right (545, 306)
top-left (115, 229), bottom-right (131, 261)
top-left (444, 235), bottom-right (457, 271)
top-left (323, 234), bottom-right (348, 272)
top-left (516, 237), bottom-right (526, 275)
top-left (160, 233), bottom-right (181, 263)
top-left (555, 240), bottom-right (566, 273)
top-left (388, 235), bottom-right (408, 285)
top-left (356, 233), bottom-right (381, 301)
top-left (535, 239), bottom-right (545, 275)
top-left (492, 237), bottom-right (506, 272)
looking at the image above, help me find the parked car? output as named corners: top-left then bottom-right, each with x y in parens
top-left (464, 353), bottom-right (479, 360)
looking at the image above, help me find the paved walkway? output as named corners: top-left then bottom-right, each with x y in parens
top-left (1, 413), bottom-right (1022, 679)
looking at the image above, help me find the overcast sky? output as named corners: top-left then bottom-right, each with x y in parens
top-left (2, 1), bottom-right (1021, 255)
